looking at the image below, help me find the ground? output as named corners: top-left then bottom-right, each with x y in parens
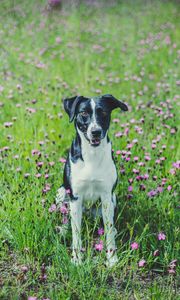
top-left (0, 0), bottom-right (179, 299)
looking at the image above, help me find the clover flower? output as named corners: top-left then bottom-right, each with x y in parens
top-left (94, 240), bottom-right (103, 251)
top-left (153, 249), bottom-right (160, 256)
top-left (131, 242), bottom-right (139, 250)
top-left (98, 228), bottom-right (104, 235)
top-left (60, 205), bottom-right (68, 215)
top-left (138, 259), bottom-right (146, 267)
top-left (49, 204), bottom-right (57, 213)
top-left (157, 232), bottom-right (166, 240)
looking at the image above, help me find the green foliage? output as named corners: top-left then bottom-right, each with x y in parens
top-left (0, 0), bottom-right (179, 299)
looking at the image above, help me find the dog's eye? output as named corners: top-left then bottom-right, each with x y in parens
top-left (80, 111), bottom-right (88, 117)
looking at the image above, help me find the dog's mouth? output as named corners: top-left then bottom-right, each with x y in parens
top-left (84, 132), bottom-right (102, 147)
top-left (90, 137), bottom-right (101, 147)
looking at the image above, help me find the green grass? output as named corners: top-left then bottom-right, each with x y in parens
top-left (0, 0), bottom-right (179, 299)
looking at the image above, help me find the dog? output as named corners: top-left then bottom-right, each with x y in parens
top-left (56, 94), bottom-right (128, 267)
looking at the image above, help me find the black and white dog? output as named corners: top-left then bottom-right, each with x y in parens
top-left (56, 94), bottom-right (128, 267)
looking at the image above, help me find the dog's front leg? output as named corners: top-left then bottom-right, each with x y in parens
top-left (70, 197), bottom-right (83, 265)
top-left (101, 192), bottom-right (118, 267)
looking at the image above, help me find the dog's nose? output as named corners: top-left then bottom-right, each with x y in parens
top-left (91, 128), bottom-right (102, 137)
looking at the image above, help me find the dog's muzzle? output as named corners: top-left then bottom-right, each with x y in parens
top-left (90, 128), bottom-right (102, 146)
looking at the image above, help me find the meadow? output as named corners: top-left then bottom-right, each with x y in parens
top-left (0, 0), bottom-right (179, 299)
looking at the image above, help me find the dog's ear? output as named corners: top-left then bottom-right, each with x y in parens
top-left (63, 96), bottom-right (84, 122)
top-left (102, 94), bottom-right (128, 111)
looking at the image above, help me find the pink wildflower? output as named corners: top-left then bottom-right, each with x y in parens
top-left (138, 162), bottom-right (145, 167)
top-left (151, 144), bottom-right (156, 149)
top-left (132, 138), bottom-right (138, 143)
top-left (24, 173), bottom-right (30, 178)
top-left (62, 216), bottom-right (68, 224)
top-left (169, 260), bottom-right (177, 269)
top-left (116, 150), bottom-right (121, 155)
top-left (3, 146), bottom-right (10, 151)
top-left (138, 259), bottom-right (146, 267)
top-left (26, 107), bottom-right (36, 114)
top-left (136, 175), bottom-right (142, 181)
top-left (153, 249), bottom-right (160, 256)
top-left (115, 132), bottom-right (123, 138)
top-left (35, 173), bottom-right (41, 178)
top-left (98, 228), bottom-right (104, 235)
top-left (120, 168), bottom-right (125, 174)
top-left (158, 232), bottom-right (166, 240)
top-left (94, 240), bottom-right (103, 251)
top-left (60, 205), bottom-right (68, 214)
top-left (170, 128), bottom-right (176, 134)
top-left (49, 204), bottom-right (57, 213)
top-left (168, 269), bottom-right (176, 274)
top-left (143, 174), bottom-right (149, 180)
top-left (172, 161), bottom-right (180, 169)
top-left (124, 128), bottom-right (129, 135)
top-left (37, 161), bottom-right (44, 167)
top-left (133, 168), bottom-right (140, 174)
top-left (56, 36), bottom-right (62, 44)
top-left (31, 149), bottom-right (41, 156)
top-left (164, 35), bottom-right (171, 45)
top-left (21, 265), bottom-right (28, 273)
top-left (128, 186), bottom-right (133, 192)
top-left (113, 118), bottom-right (119, 123)
top-left (43, 184), bottom-right (51, 193)
top-left (131, 242), bottom-right (139, 250)
top-left (127, 143), bottom-right (133, 149)
top-left (157, 186), bottom-right (163, 193)
top-left (4, 122), bottom-right (13, 127)
top-left (59, 157), bottom-right (66, 163)
top-left (169, 169), bottom-right (176, 175)
top-left (160, 157), bottom-right (166, 161)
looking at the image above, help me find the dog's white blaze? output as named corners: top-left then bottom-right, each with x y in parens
top-left (90, 98), bottom-right (96, 126)
top-left (87, 99), bottom-right (101, 140)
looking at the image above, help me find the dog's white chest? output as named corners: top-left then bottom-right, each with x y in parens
top-left (70, 141), bottom-right (117, 203)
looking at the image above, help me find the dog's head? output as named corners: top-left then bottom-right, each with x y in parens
top-left (64, 94), bottom-right (128, 147)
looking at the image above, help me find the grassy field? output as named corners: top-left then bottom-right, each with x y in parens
top-left (0, 0), bottom-right (179, 299)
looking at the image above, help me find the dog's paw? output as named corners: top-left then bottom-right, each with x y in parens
top-left (106, 254), bottom-right (118, 268)
top-left (71, 252), bottom-right (82, 266)
top-left (55, 224), bottom-right (69, 236)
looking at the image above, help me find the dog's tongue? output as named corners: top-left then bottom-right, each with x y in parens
top-left (94, 139), bottom-right (100, 145)
top-left (91, 138), bottom-right (100, 146)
